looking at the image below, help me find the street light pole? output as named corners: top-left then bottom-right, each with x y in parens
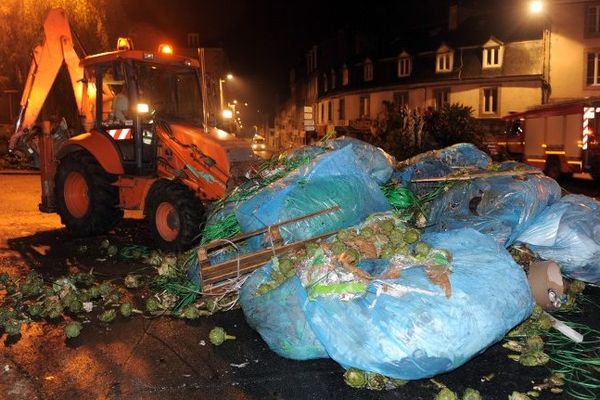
top-left (529, 1), bottom-right (550, 103)
top-left (219, 73), bottom-right (234, 112)
top-left (219, 79), bottom-right (225, 112)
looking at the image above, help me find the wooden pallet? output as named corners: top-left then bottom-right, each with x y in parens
top-left (197, 206), bottom-right (340, 292)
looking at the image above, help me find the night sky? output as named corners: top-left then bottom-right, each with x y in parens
top-left (120, 0), bottom-right (519, 118)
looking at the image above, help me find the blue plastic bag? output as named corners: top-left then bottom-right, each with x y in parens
top-left (301, 228), bottom-right (533, 379)
top-left (517, 194), bottom-right (600, 284)
top-left (235, 145), bottom-right (391, 251)
top-left (240, 227), bottom-right (533, 379)
top-left (395, 143), bottom-right (491, 184)
top-left (426, 168), bottom-right (561, 246)
top-left (239, 262), bottom-right (329, 360)
top-left (328, 137), bottom-right (396, 184)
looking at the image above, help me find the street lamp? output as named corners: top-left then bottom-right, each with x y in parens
top-left (219, 74), bottom-right (233, 112)
top-left (222, 109), bottom-right (233, 119)
top-left (529, 0), bottom-right (543, 14)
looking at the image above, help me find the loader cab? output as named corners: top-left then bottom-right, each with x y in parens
top-left (84, 50), bottom-right (203, 176)
top-left (89, 60), bottom-right (157, 176)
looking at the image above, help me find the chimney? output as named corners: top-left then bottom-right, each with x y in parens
top-left (449, 1), bottom-right (459, 31)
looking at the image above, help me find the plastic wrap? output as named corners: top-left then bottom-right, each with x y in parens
top-left (240, 225), bottom-right (533, 379)
top-left (301, 228), bottom-right (533, 379)
top-left (426, 167), bottom-right (561, 246)
top-left (517, 194), bottom-right (600, 284)
top-left (395, 143), bottom-right (490, 182)
top-left (327, 137), bottom-right (396, 184)
top-left (235, 145), bottom-right (391, 251)
top-left (239, 261), bottom-right (329, 360)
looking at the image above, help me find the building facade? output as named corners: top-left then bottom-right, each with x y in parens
top-left (276, 1), bottom-right (600, 150)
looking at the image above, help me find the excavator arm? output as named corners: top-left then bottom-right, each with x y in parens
top-left (9, 8), bottom-right (86, 151)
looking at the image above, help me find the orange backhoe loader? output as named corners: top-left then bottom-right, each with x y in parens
top-left (9, 8), bottom-right (256, 250)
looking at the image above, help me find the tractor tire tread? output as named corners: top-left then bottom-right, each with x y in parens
top-left (55, 151), bottom-right (123, 236)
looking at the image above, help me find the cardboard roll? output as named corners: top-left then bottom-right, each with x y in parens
top-left (527, 260), bottom-right (564, 310)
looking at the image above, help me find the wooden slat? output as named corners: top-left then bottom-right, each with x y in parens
top-left (411, 170), bottom-right (543, 183)
top-left (200, 230), bottom-right (337, 287)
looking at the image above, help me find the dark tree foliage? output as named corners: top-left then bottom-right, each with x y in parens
top-left (373, 101), bottom-right (485, 161)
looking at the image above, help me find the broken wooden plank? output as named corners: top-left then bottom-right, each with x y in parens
top-left (200, 230), bottom-right (337, 289)
top-left (411, 169), bottom-right (543, 183)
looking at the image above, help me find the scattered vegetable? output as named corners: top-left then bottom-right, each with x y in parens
top-left (208, 326), bottom-right (236, 346)
top-left (64, 321), bottom-right (82, 338)
top-left (435, 387), bottom-right (458, 400)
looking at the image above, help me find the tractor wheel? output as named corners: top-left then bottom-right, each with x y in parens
top-left (145, 180), bottom-right (205, 251)
top-left (55, 152), bottom-right (123, 236)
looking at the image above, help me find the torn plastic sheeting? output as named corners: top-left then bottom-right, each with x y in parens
top-left (239, 261), bottom-right (329, 360)
top-left (425, 166), bottom-right (561, 246)
top-left (395, 143), bottom-right (491, 182)
top-left (235, 145), bottom-right (391, 252)
top-left (301, 229), bottom-right (533, 380)
top-left (517, 194), bottom-right (600, 284)
top-left (394, 143), bottom-right (491, 197)
top-left (240, 228), bottom-right (533, 379)
top-left (327, 137), bottom-right (396, 184)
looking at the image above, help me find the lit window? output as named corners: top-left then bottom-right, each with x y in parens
top-left (482, 37), bottom-right (503, 69)
top-left (587, 52), bottom-right (600, 86)
top-left (342, 65), bottom-right (349, 86)
top-left (586, 5), bottom-right (600, 35)
top-left (393, 91), bottom-right (409, 108)
top-left (482, 87), bottom-right (499, 114)
top-left (359, 95), bottom-right (370, 117)
top-left (483, 47), bottom-right (502, 68)
top-left (436, 52), bottom-right (453, 73)
top-left (433, 88), bottom-right (450, 110)
top-left (398, 56), bottom-right (411, 78)
top-left (364, 59), bottom-right (373, 81)
top-left (436, 45), bottom-right (454, 73)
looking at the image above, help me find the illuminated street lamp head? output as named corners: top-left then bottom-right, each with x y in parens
top-left (233, 99), bottom-right (238, 104)
top-left (529, 0), bottom-right (543, 14)
top-left (222, 109), bottom-right (233, 119)
top-left (226, 73), bottom-right (234, 80)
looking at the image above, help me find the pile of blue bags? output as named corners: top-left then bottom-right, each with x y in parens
top-left (240, 227), bottom-right (533, 379)
top-left (517, 194), bottom-right (600, 284)
top-left (205, 139), bottom-right (600, 380)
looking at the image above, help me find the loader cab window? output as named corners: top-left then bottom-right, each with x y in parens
top-left (98, 65), bottom-right (134, 129)
top-left (133, 63), bottom-right (203, 126)
top-left (92, 62), bottom-right (157, 175)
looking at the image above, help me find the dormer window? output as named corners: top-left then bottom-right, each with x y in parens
top-left (482, 37), bottom-right (504, 69)
top-left (323, 73), bottom-right (328, 92)
top-left (436, 44), bottom-right (454, 73)
top-left (342, 65), bottom-right (349, 86)
top-left (397, 51), bottom-right (411, 77)
top-left (364, 58), bottom-right (373, 81)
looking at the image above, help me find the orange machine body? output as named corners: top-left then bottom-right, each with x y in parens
top-left (12, 8), bottom-right (255, 218)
